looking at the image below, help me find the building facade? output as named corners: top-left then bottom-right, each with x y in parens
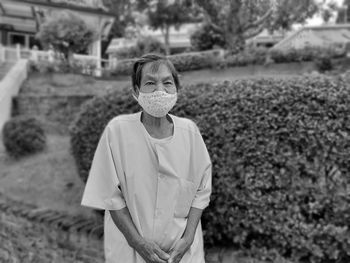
top-left (0, 0), bottom-right (115, 61)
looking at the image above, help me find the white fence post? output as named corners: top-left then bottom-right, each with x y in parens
top-left (0, 44), bottom-right (5, 62)
top-left (110, 56), bottom-right (118, 70)
top-left (16, 44), bottom-right (21, 60)
top-left (30, 46), bottom-right (39, 62)
top-left (95, 57), bottom-right (102, 77)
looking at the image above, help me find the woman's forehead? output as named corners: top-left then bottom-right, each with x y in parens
top-left (142, 61), bottom-right (173, 79)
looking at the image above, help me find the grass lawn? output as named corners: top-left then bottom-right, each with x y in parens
top-left (0, 134), bottom-right (96, 220)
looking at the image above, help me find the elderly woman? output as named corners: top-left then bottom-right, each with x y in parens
top-left (81, 53), bottom-right (212, 263)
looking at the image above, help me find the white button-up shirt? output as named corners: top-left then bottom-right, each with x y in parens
top-left (81, 112), bottom-right (212, 263)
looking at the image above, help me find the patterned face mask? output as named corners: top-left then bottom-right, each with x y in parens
top-left (136, 90), bottom-right (177, 118)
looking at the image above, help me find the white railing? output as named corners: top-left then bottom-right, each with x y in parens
top-left (0, 44), bottom-right (116, 77)
top-left (0, 59), bottom-right (28, 133)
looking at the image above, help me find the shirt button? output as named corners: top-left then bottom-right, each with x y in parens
top-left (159, 173), bottom-right (164, 179)
top-left (156, 209), bottom-right (162, 216)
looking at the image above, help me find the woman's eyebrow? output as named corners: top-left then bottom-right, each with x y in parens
top-left (162, 76), bottom-right (174, 81)
top-left (142, 74), bottom-right (173, 81)
top-left (143, 74), bottom-right (157, 81)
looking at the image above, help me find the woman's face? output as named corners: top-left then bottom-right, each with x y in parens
top-left (139, 62), bottom-right (177, 94)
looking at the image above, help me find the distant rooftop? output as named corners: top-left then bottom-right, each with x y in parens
top-left (106, 23), bottom-right (200, 54)
top-left (0, 0), bottom-right (115, 37)
top-left (273, 23), bottom-right (350, 50)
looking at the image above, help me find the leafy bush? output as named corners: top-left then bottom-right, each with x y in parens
top-left (2, 116), bottom-right (46, 158)
top-left (113, 58), bottom-right (137, 76)
top-left (70, 75), bottom-right (350, 263)
top-left (221, 45), bottom-right (268, 68)
top-left (269, 46), bottom-right (346, 64)
top-left (190, 22), bottom-right (225, 51)
top-left (112, 50), bottom-right (220, 76)
top-left (315, 56), bottom-right (333, 72)
top-left (111, 44), bottom-right (345, 77)
top-left (114, 36), bottom-right (166, 60)
top-left (168, 50), bottom-right (220, 72)
top-left (28, 59), bottom-right (97, 75)
top-left (36, 10), bottom-right (97, 63)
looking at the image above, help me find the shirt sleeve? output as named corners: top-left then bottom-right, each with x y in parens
top-left (190, 123), bottom-right (212, 210)
top-left (81, 125), bottom-right (127, 211)
top-left (191, 162), bottom-right (212, 210)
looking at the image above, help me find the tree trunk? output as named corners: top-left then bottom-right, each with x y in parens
top-left (225, 33), bottom-right (245, 54)
top-left (164, 26), bottom-right (170, 55)
top-left (67, 49), bottom-right (74, 67)
top-left (224, 0), bottom-right (245, 54)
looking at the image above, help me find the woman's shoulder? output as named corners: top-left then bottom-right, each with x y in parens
top-left (107, 112), bottom-right (141, 128)
top-left (171, 115), bottom-right (201, 136)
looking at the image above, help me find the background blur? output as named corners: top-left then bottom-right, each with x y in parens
top-left (1, 0), bottom-right (350, 262)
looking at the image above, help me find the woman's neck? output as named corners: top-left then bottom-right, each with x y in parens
top-left (141, 111), bottom-right (174, 139)
top-left (141, 111), bottom-right (172, 128)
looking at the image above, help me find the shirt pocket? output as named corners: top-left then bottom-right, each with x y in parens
top-left (174, 178), bottom-right (196, 218)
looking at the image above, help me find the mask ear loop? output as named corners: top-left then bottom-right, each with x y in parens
top-left (131, 86), bottom-right (139, 102)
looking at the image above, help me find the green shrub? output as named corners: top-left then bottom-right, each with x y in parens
top-left (113, 58), bottom-right (137, 76)
top-left (222, 45), bottom-right (268, 68)
top-left (190, 22), bottom-right (225, 51)
top-left (168, 50), bottom-right (220, 72)
top-left (70, 75), bottom-right (350, 263)
top-left (112, 50), bottom-right (220, 76)
top-left (269, 46), bottom-right (345, 64)
top-left (114, 36), bottom-right (166, 60)
top-left (112, 45), bottom-right (345, 77)
top-left (2, 116), bottom-right (46, 158)
top-left (137, 36), bottom-right (166, 56)
top-left (316, 56), bottom-right (333, 72)
top-left (29, 59), bottom-right (97, 75)
top-left (114, 46), bottom-right (140, 60)
top-left (36, 10), bottom-right (97, 63)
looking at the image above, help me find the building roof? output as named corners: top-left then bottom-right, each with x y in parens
top-left (0, 0), bottom-right (115, 37)
top-left (273, 24), bottom-right (350, 50)
top-left (247, 29), bottom-right (285, 44)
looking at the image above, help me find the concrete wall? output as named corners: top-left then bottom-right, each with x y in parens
top-left (0, 59), bottom-right (28, 133)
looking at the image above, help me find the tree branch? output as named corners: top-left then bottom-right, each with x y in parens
top-left (243, 23), bottom-right (266, 39)
top-left (242, 7), bottom-right (273, 32)
top-left (208, 20), bottom-right (224, 33)
top-left (195, 0), bottom-right (221, 26)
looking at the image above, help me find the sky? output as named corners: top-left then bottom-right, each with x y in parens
top-left (306, 0), bottom-right (345, 25)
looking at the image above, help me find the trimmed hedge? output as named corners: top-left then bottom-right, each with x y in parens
top-left (2, 116), bottom-right (46, 158)
top-left (112, 50), bottom-right (220, 76)
top-left (269, 46), bottom-right (346, 64)
top-left (221, 46), bottom-right (268, 68)
top-left (28, 59), bottom-right (97, 75)
top-left (70, 75), bottom-right (350, 263)
top-left (113, 36), bottom-right (166, 60)
top-left (112, 45), bottom-right (344, 77)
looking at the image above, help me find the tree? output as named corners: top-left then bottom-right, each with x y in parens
top-left (336, 0), bottom-right (350, 23)
top-left (101, 0), bottom-right (136, 54)
top-left (320, 1), bottom-right (339, 23)
top-left (36, 11), bottom-right (97, 65)
top-left (137, 0), bottom-right (200, 55)
top-left (190, 22), bottom-right (226, 51)
top-left (193, 0), bottom-right (319, 53)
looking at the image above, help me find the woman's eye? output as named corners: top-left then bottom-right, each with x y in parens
top-left (145, 82), bottom-right (154, 86)
top-left (164, 82), bottom-right (173, 85)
